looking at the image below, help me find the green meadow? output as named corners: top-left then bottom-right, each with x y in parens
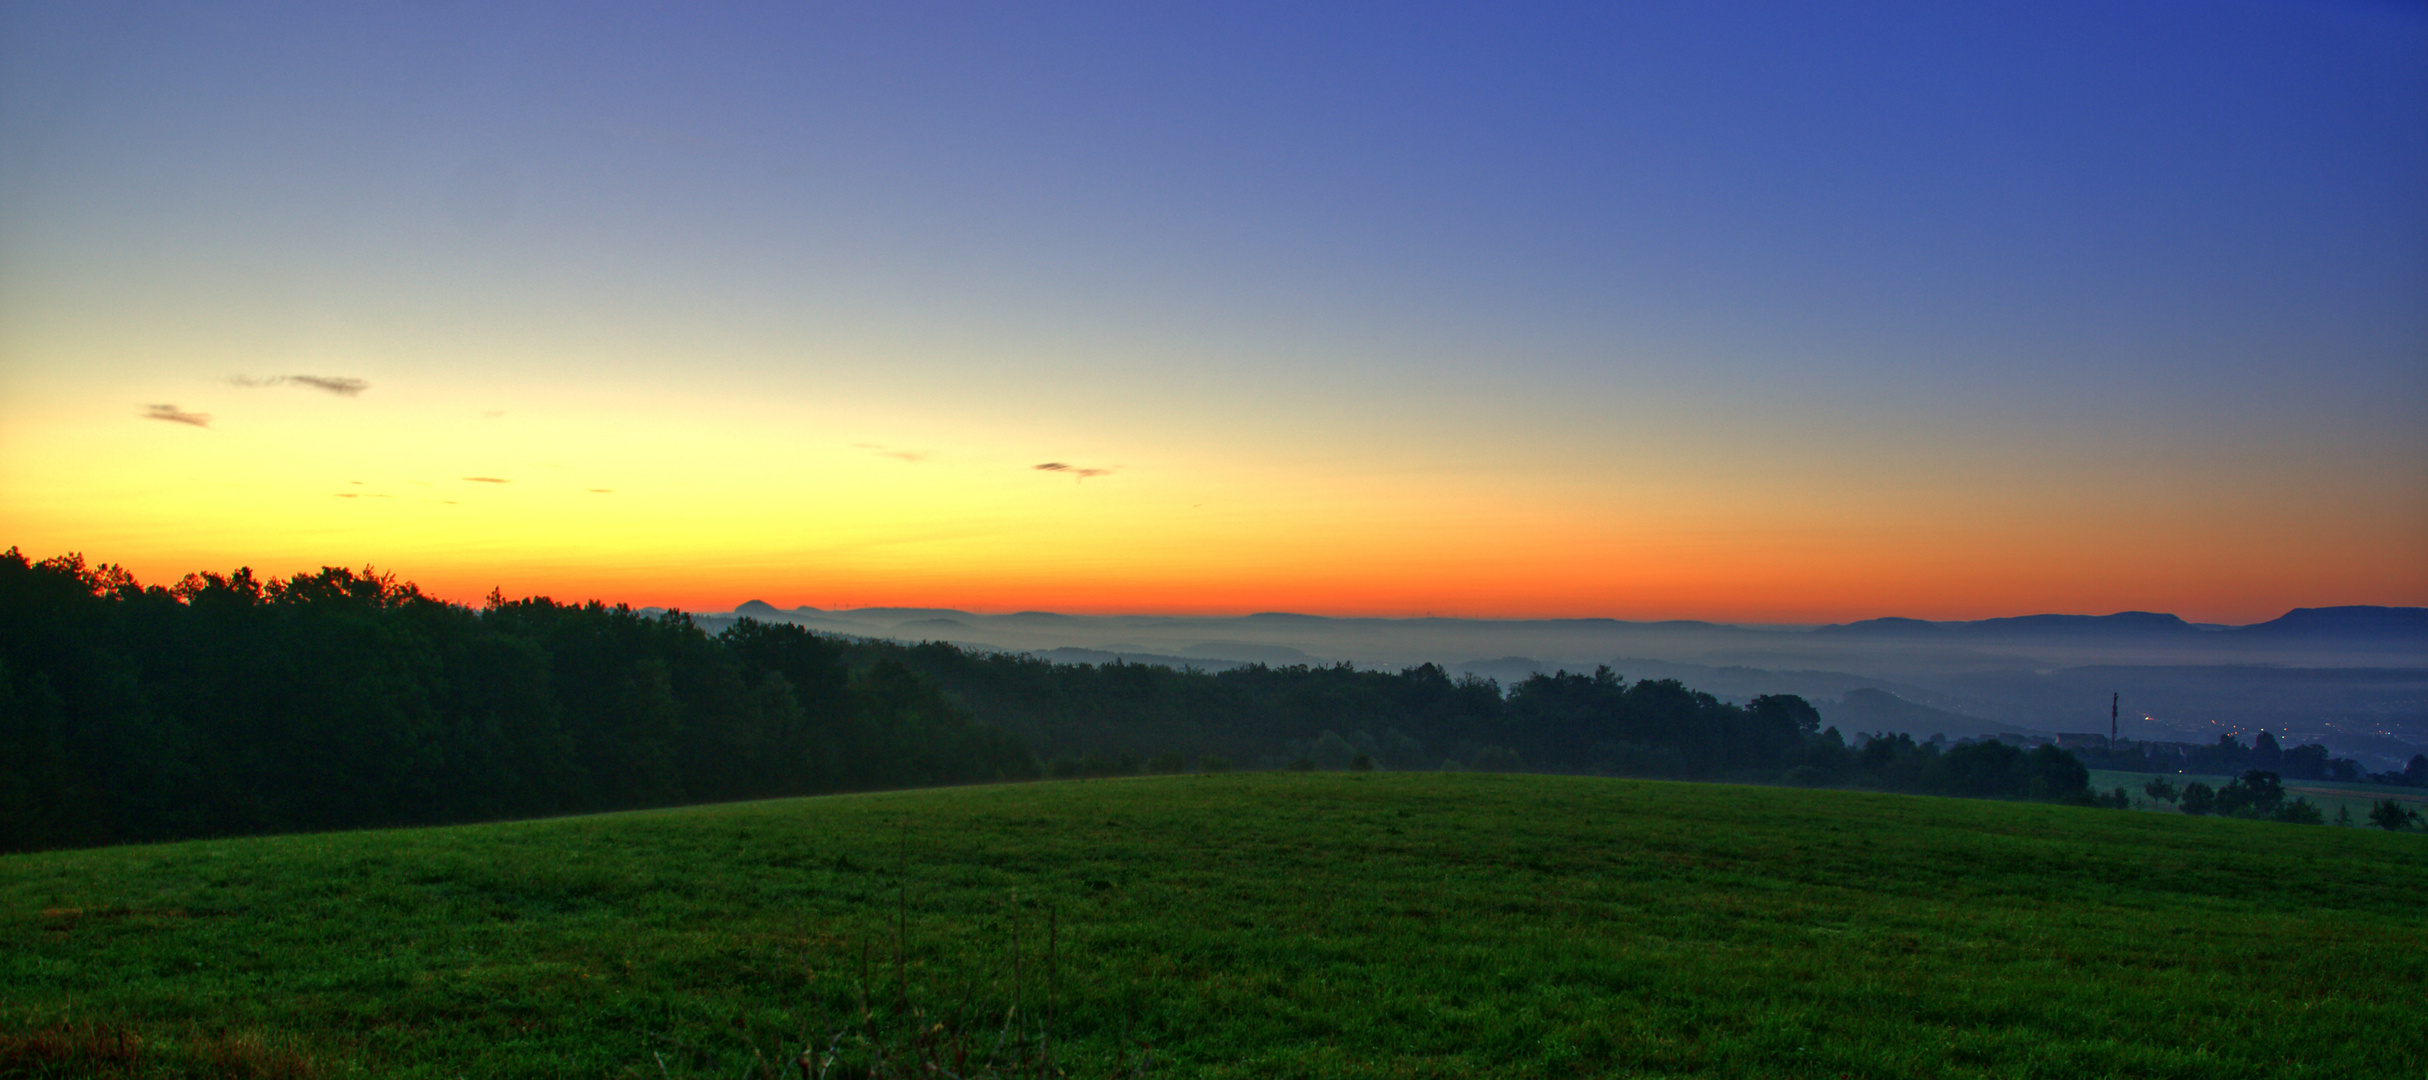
top-left (4, 773), bottom-right (2423, 1079)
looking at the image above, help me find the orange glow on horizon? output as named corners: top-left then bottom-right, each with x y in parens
top-left (4, 325), bottom-right (2420, 628)
top-left (15, 512), bottom-right (2420, 627)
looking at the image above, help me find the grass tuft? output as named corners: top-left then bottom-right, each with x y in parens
top-left (0, 1017), bottom-right (326, 1079)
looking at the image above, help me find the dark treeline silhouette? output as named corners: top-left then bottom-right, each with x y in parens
top-left (833, 641), bottom-right (2095, 801)
top-left (0, 551), bottom-right (1031, 852)
top-left (2375, 755), bottom-right (2428, 788)
top-left (7, 550), bottom-right (2116, 853)
top-left (2070, 730), bottom-right (2405, 784)
top-left (2136, 771), bottom-right (2329, 825)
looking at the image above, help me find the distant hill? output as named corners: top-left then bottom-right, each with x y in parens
top-left (995, 611), bottom-right (1084, 626)
top-left (1809, 616), bottom-right (1947, 637)
top-left (2233, 606), bottom-right (2428, 640)
top-left (1816, 606), bottom-right (2427, 647)
top-left (1237, 612), bottom-right (1336, 626)
top-left (1816, 612), bottom-right (2198, 639)
top-left (717, 601), bottom-right (2424, 653)
top-left (1821, 688), bottom-right (2027, 738)
top-left (850, 607), bottom-right (979, 621)
top-left (1024, 646), bottom-right (1247, 671)
top-left (1968, 612), bottom-right (2194, 636)
top-left (1181, 641), bottom-right (1321, 664)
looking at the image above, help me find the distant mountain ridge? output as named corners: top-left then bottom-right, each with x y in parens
top-left (2238, 606), bottom-right (2428, 638)
top-left (730, 599), bottom-right (2425, 644)
top-left (1816, 606), bottom-right (2425, 642)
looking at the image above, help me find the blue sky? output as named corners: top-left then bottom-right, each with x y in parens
top-left (3, 1), bottom-right (2422, 619)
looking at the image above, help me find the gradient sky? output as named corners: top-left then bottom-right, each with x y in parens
top-left (3, 1), bottom-right (2423, 623)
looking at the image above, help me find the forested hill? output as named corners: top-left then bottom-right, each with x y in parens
top-left (5, 550), bottom-right (2104, 854)
top-left (841, 638), bottom-right (1798, 777)
top-left (0, 552), bottom-right (1031, 853)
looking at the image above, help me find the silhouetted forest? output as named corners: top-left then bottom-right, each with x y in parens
top-left (854, 643), bottom-right (2095, 800)
top-left (6, 551), bottom-right (2111, 853)
top-left (0, 552), bottom-right (1031, 852)
top-left (2072, 731), bottom-right (2414, 787)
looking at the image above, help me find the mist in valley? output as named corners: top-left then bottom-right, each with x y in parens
top-left (689, 601), bottom-right (2428, 770)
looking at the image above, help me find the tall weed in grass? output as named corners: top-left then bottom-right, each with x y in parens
top-left (623, 820), bottom-right (1158, 1079)
top-left (717, 898), bottom-right (1156, 1080)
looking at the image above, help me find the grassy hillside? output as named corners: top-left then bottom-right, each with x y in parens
top-left (4, 773), bottom-right (2422, 1079)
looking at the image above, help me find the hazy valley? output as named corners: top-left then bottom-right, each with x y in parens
top-left (700, 601), bottom-right (2428, 770)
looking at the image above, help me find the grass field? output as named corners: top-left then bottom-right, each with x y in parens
top-left (2086, 768), bottom-right (2428, 824)
top-left (5, 773), bottom-right (2424, 1079)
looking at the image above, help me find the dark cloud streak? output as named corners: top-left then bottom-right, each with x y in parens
top-left (229, 374), bottom-right (369, 396)
top-left (1034, 462), bottom-right (1113, 480)
top-left (143, 404), bottom-right (211, 427)
top-left (289, 375), bottom-right (368, 396)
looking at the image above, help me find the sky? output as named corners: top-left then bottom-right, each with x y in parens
top-left (2, 1), bottom-right (2423, 624)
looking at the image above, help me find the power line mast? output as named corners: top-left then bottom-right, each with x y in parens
top-left (2110, 692), bottom-right (2118, 748)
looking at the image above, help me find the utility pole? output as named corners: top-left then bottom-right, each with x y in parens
top-left (2110, 692), bottom-right (2118, 748)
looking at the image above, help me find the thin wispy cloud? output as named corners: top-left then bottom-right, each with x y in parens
top-left (229, 374), bottom-right (369, 396)
top-left (143, 404), bottom-right (211, 427)
top-left (854, 442), bottom-right (932, 464)
top-left (290, 375), bottom-right (367, 396)
top-left (461, 477), bottom-right (511, 484)
top-left (587, 488), bottom-right (614, 494)
top-left (1034, 462), bottom-right (1113, 480)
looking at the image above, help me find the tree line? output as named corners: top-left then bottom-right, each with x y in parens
top-left (0, 551), bottom-right (1031, 852)
top-left (856, 648), bottom-right (2096, 802)
top-left (5, 550), bottom-right (2133, 853)
top-left (2073, 730), bottom-right (2424, 788)
top-left (2134, 772), bottom-right (2332, 824)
